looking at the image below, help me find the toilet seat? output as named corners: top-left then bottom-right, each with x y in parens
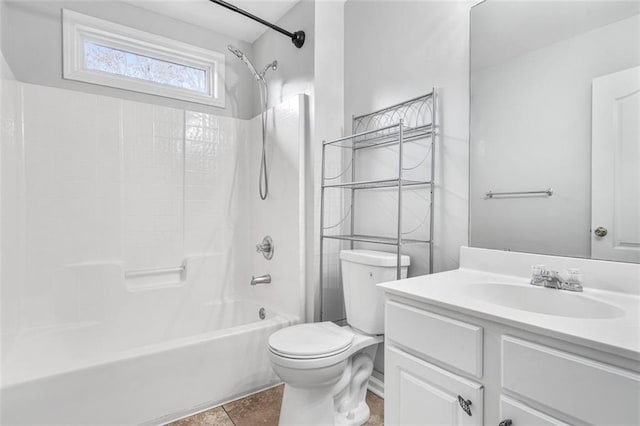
top-left (268, 323), bottom-right (384, 371)
top-left (269, 322), bottom-right (354, 359)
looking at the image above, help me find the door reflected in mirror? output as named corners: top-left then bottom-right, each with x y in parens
top-left (469, 1), bottom-right (640, 263)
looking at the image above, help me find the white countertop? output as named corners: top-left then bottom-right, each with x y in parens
top-left (379, 267), bottom-right (640, 361)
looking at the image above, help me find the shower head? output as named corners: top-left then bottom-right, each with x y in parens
top-left (227, 44), bottom-right (244, 59)
top-left (228, 44), bottom-right (278, 82)
top-left (228, 44), bottom-right (260, 80)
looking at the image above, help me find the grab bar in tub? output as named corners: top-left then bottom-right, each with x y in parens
top-left (124, 265), bottom-right (185, 278)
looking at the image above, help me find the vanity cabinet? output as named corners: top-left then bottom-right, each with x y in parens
top-left (384, 296), bottom-right (640, 426)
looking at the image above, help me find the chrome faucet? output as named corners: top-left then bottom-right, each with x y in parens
top-left (530, 265), bottom-right (583, 292)
top-left (251, 274), bottom-right (271, 285)
top-left (540, 270), bottom-right (566, 289)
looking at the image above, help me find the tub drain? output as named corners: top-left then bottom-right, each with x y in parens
top-left (259, 307), bottom-right (266, 320)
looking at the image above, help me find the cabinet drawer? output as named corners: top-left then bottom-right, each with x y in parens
top-left (386, 301), bottom-right (483, 377)
top-left (386, 346), bottom-right (483, 425)
top-left (500, 395), bottom-right (569, 426)
top-left (502, 336), bottom-right (640, 425)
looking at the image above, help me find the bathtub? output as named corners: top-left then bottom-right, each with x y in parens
top-left (1, 300), bottom-right (296, 425)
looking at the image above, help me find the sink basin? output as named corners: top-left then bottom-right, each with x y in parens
top-left (463, 283), bottom-right (625, 319)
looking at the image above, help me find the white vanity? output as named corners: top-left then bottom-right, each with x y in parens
top-left (380, 247), bottom-right (640, 425)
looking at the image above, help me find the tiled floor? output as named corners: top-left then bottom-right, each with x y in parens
top-left (170, 385), bottom-right (384, 426)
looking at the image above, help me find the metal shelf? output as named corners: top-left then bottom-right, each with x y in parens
top-left (322, 234), bottom-right (430, 246)
top-left (319, 90), bottom-right (437, 322)
top-left (323, 123), bottom-right (433, 150)
top-left (322, 178), bottom-right (432, 190)
top-left (353, 91), bottom-right (434, 122)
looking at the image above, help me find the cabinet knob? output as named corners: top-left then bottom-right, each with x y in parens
top-left (457, 395), bottom-right (472, 416)
top-left (499, 420), bottom-right (513, 426)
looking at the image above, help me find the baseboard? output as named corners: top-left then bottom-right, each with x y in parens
top-left (367, 373), bottom-right (384, 399)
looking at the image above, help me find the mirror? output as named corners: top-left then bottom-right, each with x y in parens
top-left (469, 0), bottom-right (640, 263)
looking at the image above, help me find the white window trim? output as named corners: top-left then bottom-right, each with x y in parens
top-left (62, 9), bottom-right (225, 107)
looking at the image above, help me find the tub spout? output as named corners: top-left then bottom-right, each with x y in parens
top-left (251, 274), bottom-right (271, 285)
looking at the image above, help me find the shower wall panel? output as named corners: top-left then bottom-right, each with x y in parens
top-left (184, 110), bottom-right (245, 303)
top-left (122, 103), bottom-right (185, 275)
top-left (1, 77), bottom-right (23, 338)
top-left (1, 83), bottom-right (306, 345)
top-left (21, 84), bottom-right (122, 328)
top-left (235, 95), bottom-right (307, 320)
top-left (1, 84), bottom-right (245, 333)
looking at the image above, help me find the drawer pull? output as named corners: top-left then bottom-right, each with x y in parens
top-left (457, 395), bottom-right (472, 416)
top-left (499, 420), bottom-right (513, 426)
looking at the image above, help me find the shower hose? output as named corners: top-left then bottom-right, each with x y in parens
top-left (258, 80), bottom-right (269, 200)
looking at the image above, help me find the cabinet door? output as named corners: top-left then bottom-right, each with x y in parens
top-left (502, 336), bottom-right (640, 425)
top-left (386, 346), bottom-right (483, 426)
top-left (499, 395), bottom-right (569, 426)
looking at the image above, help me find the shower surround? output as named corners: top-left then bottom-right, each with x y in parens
top-left (0, 81), bottom-right (308, 424)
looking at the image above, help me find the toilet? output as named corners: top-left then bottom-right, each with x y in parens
top-left (268, 249), bottom-right (410, 426)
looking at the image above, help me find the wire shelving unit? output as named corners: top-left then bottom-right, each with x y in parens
top-left (319, 89), bottom-right (437, 320)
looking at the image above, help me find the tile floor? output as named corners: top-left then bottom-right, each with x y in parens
top-left (170, 385), bottom-right (384, 426)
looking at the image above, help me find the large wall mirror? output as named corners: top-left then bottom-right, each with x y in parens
top-left (469, 1), bottom-right (640, 263)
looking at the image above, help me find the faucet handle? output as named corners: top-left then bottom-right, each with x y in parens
top-left (564, 268), bottom-right (584, 291)
top-left (566, 268), bottom-right (582, 280)
top-left (530, 264), bottom-right (546, 286)
top-left (256, 236), bottom-right (274, 260)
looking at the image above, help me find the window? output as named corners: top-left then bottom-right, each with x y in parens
top-left (63, 10), bottom-right (225, 107)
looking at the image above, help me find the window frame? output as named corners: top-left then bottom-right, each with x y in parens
top-left (62, 9), bottom-right (225, 107)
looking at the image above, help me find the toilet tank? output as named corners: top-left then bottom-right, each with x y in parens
top-left (340, 250), bottom-right (410, 335)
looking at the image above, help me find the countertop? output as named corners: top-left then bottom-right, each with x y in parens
top-left (379, 268), bottom-right (640, 361)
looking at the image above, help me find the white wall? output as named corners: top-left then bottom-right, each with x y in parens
top-left (251, 0), bottom-right (315, 116)
top-left (469, 14), bottom-right (640, 258)
top-left (342, 0), bottom-right (472, 376)
top-left (0, 0), bottom-right (12, 80)
top-left (0, 0), bottom-right (8, 336)
top-left (1, 1), bottom-right (256, 119)
top-left (0, 0), bottom-right (20, 335)
top-left (312, 0), bottom-right (345, 322)
top-left (344, 0), bottom-right (472, 275)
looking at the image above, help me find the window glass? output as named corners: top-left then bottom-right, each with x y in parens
top-left (84, 42), bottom-right (207, 93)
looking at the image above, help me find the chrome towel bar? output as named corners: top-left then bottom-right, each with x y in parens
top-left (124, 265), bottom-right (185, 278)
top-left (486, 188), bottom-right (553, 198)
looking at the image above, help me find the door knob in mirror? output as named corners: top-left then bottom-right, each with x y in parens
top-left (594, 227), bottom-right (608, 237)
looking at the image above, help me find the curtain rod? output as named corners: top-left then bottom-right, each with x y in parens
top-left (208, 0), bottom-right (305, 48)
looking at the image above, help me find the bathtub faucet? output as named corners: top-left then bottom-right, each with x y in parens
top-left (251, 274), bottom-right (271, 285)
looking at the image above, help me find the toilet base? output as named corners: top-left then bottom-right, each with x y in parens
top-left (335, 400), bottom-right (371, 426)
top-left (278, 347), bottom-right (378, 426)
top-left (279, 383), bottom-right (336, 426)
top-left (278, 382), bottom-right (373, 426)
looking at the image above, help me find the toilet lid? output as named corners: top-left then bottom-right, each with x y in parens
top-left (269, 322), bottom-right (354, 359)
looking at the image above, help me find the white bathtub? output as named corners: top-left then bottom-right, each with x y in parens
top-left (1, 300), bottom-right (296, 425)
